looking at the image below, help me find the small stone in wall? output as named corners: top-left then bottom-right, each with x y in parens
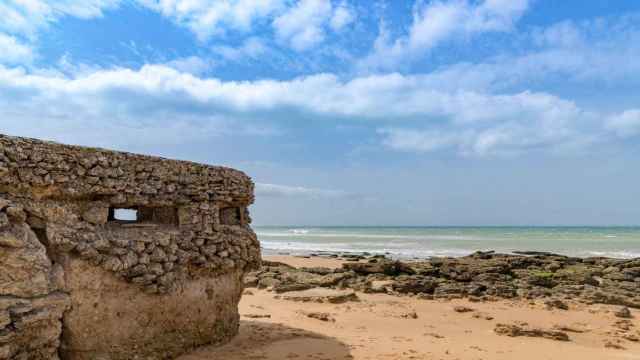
top-left (82, 205), bottom-right (109, 225)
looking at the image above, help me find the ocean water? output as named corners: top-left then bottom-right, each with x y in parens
top-left (255, 226), bottom-right (640, 259)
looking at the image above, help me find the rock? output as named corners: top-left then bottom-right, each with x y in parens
top-left (613, 319), bottom-right (633, 331)
top-left (261, 260), bottom-right (296, 269)
top-left (5, 206), bottom-right (26, 223)
top-left (513, 251), bottom-right (561, 257)
top-left (604, 340), bottom-right (626, 350)
top-left (552, 324), bottom-right (586, 333)
top-left (243, 314), bottom-right (271, 319)
top-left (526, 271), bottom-right (557, 288)
top-left (304, 312), bottom-right (335, 322)
top-left (472, 313), bottom-right (494, 320)
top-left (248, 245), bottom-right (640, 316)
top-left (367, 280), bottom-right (394, 293)
top-left (453, 306), bottom-right (475, 313)
top-left (391, 276), bottom-right (438, 294)
top-left (0, 310), bottom-right (10, 328)
top-left (300, 267), bottom-right (334, 275)
top-left (82, 204), bottom-right (109, 225)
top-left (401, 311), bottom-right (419, 319)
top-left (277, 289), bottom-right (359, 304)
top-left (273, 283), bottom-right (316, 293)
top-left (614, 306), bottom-right (633, 319)
top-left (343, 260), bottom-right (414, 276)
top-left (243, 274), bottom-right (259, 287)
top-left (494, 323), bottom-right (570, 341)
top-left (545, 299), bottom-right (569, 310)
top-left (258, 277), bottom-right (282, 289)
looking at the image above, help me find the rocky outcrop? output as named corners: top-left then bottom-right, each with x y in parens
top-left (247, 251), bottom-right (640, 308)
top-left (494, 323), bottom-right (570, 341)
top-left (0, 134), bottom-right (260, 359)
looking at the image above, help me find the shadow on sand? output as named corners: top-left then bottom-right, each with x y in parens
top-left (178, 320), bottom-right (352, 360)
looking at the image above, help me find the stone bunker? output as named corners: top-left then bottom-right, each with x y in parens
top-left (0, 134), bottom-right (261, 359)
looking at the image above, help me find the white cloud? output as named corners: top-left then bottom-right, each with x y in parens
top-left (360, 0), bottom-right (530, 71)
top-left (139, 0), bottom-right (285, 41)
top-left (273, 0), bottom-right (354, 51)
top-left (606, 110), bottom-right (640, 138)
top-left (0, 1), bottom-right (119, 66)
top-left (213, 37), bottom-right (268, 61)
top-left (0, 34), bottom-right (33, 64)
top-left (256, 183), bottom-right (350, 198)
top-left (329, 1), bottom-right (354, 31)
top-left (361, 15), bottom-right (640, 94)
top-left (0, 57), bottom-right (633, 158)
top-left (273, 0), bottom-right (333, 51)
top-left (0, 0), bottom-right (119, 38)
top-left (164, 56), bottom-right (216, 75)
top-left (377, 90), bottom-right (598, 157)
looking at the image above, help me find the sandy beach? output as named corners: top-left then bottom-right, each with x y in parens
top-left (181, 255), bottom-right (640, 360)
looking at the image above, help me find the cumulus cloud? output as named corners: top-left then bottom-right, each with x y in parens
top-left (273, 0), bottom-right (333, 51)
top-left (360, 0), bottom-right (530, 71)
top-left (0, 1), bottom-right (119, 65)
top-left (0, 34), bottom-right (33, 64)
top-left (0, 62), bottom-right (617, 157)
top-left (138, 0), bottom-right (285, 41)
top-left (0, 0), bottom-right (119, 38)
top-left (376, 89), bottom-right (600, 157)
top-left (164, 56), bottom-right (216, 75)
top-left (212, 37), bottom-right (268, 61)
top-left (2, 8), bottom-right (639, 161)
top-left (606, 110), bottom-right (640, 138)
top-left (329, 1), bottom-right (354, 31)
top-left (273, 0), bottom-right (354, 51)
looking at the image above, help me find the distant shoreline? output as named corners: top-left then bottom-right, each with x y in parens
top-left (255, 226), bottom-right (640, 260)
top-left (261, 248), bottom-right (640, 261)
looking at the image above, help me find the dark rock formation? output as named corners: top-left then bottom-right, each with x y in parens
top-left (247, 251), bottom-right (640, 308)
top-left (0, 134), bottom-right (260, 359)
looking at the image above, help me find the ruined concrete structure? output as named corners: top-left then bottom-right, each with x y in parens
top-left (0, 134), bottom-right (261, 359)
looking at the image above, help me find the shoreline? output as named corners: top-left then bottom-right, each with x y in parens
top-left (262, 248), bottom-right (640, 261)
top-left (255, 225), bottom-right (640, 260)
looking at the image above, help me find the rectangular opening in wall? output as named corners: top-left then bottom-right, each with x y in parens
top-left (108, 206), bottom-right (177, 226)
top-left (109, 208), bottom-right (138, 222)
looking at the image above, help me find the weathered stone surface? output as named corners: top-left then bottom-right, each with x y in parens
top-left (494, 323), bottom-right (570, 341)
top-left (246, 250), bottom-right (640, 309)
top-left (60, 258), bottom-right (244, 360)
top-left (277, 289), bottom-right (359, 304)
top-left (615, 306), bottom-right (633, 319)
top-left (0, 134), bottom-right (260, 359)
top-left (0, 203), bottom-right (70, 359)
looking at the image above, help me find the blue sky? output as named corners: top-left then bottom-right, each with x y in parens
top-left (1, 0), bottom-right (640, 226)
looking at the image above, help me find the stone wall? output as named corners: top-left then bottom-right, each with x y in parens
top-left (0, 134), bottom-right (261, 359)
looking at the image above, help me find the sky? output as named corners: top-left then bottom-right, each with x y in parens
top-left (1, 0), bottom-right (640, 226)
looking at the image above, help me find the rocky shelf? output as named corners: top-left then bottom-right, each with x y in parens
top-left (247, 251), bottom-right (640, 308)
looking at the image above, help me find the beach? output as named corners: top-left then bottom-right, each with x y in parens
top-left (181, 255), bottom-right (640, 360)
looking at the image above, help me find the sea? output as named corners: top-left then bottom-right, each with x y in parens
top-left (255, 226), bottom-right (640, 259)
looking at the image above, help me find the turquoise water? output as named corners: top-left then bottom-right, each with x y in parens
top-left (255, 226), bottom-right (640, 259)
